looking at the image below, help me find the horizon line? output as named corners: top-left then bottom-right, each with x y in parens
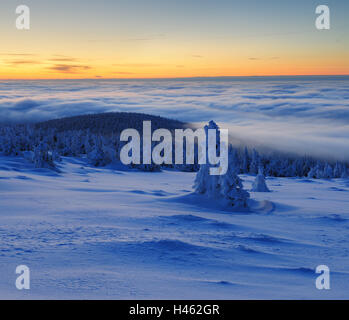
top-left (1, 74), bottom-right (349, 81)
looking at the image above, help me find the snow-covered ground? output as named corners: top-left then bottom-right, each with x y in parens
top-left (1, 155), bottom-right (349, 299)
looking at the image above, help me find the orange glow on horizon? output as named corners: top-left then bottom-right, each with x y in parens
top-left (1, 60), bottom-right (348, 80)
top-left (0, 36), bottom-right (348, 79)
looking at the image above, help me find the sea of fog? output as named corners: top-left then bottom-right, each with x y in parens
top-left (0, 76), bottom-right (348, 161)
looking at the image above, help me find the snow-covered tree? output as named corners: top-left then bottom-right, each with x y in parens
top-left (240, 147), bottom-right (249, 173)
top-left (194, 164), bottom-right (209, 194)
top-left (194, 120), bottom-right (222, 196)
top-left (249, 149), bottom-right (260, 174)
top-left (195, 140), bottom-right (249, 209)
top-left (251, 167), bottom-right (270, 192)
top-left (52, 150), bottom-right (62, 162)
top-left (333, 162), bottom-right (341, 178)
top-left (307, 166), bottom-right (317, 179)
top-left (220, 148), bottom-right (250, 210)
top-left (323, 163), bottom-right (333, 179)
top-left (33, 142), bottom-right (56, 169)
top-left (87, 137), bottom-right (106, 167)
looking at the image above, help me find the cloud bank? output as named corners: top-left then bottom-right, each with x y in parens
top-left (0, 77), bottom-right (348, 160)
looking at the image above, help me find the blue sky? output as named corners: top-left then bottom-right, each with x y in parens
top-left (0, 0), bottom-right (348, 78)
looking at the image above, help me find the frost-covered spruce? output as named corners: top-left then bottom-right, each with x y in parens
top-left (194, 120), bottom-right (221, 196)
top-left (323, 163), bottom-right (333, 179)
top-left (33, 142), bottom-right (56, 169)
top-left (307, 166), bottom-right (317, 179)
top-left (251, 167), bottom-right (270, 192)
top-left (240, 147), bottom-right (249, 173)
top-left (249, 149), bottom-right (260, 174)
top-left (193, 159), bottom-right (220, 197)
top-left (194, 164), bottom-right (209, 194)
top-left (220, 148), bottom-right (250, 209)
top-left (307, 161), bottom-right (322, 179)
top-left (194, 122), bottom-right (250, 209)
top-left (87, 137), bottom-right (106, 167)
top-left (333, 162), bottom-right (341, 178)
top-left (204, 120), bottom-right (221, 160)
top-left (52, 150), bottom-right (62, 162)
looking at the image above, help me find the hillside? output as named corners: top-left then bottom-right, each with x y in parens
top-left (34, 112), bottom-right (189, 135)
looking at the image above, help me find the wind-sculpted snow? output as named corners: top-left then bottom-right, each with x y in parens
top-left (1, 76), bottom-right (349, 160)
top-left (1, 155), bottom-right (349, 299)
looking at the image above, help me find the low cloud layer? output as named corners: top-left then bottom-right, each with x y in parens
top-left (0, 77), bottom-right (348, 160)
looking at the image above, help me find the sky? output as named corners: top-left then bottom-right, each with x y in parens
top-left (0, 0), bottom-right (348, 79)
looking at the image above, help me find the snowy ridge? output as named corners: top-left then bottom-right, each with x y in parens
top-left (1, 155), bottom-right (349, 299)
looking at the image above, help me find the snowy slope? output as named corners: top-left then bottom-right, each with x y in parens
top-left (0, 155), bottom-right (349, 299)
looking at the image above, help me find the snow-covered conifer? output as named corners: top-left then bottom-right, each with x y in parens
top-left (341, 166), bottom-right (348, 179)
top-left (250, 149), bottom-right (260, 174)
top-left (194, 164), bottom-right (209, 194)
top-left (220, 149), bottom-right (250, 209)
top-left (307, 166), bottom-right (317, 179)
top-left (240, 147), bottom-right (249, 174)
top-left (323, 163), bottom-right (333, 179)
top-left (87, 137), bottom-right (106, 167)
top-left (33, 142), bottom-right (55, 169)
top-left (251, 167), bottom-right (270, 192)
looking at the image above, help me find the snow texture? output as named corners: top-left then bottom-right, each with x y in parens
top-left (1, 155), bottom-right (349, 299)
